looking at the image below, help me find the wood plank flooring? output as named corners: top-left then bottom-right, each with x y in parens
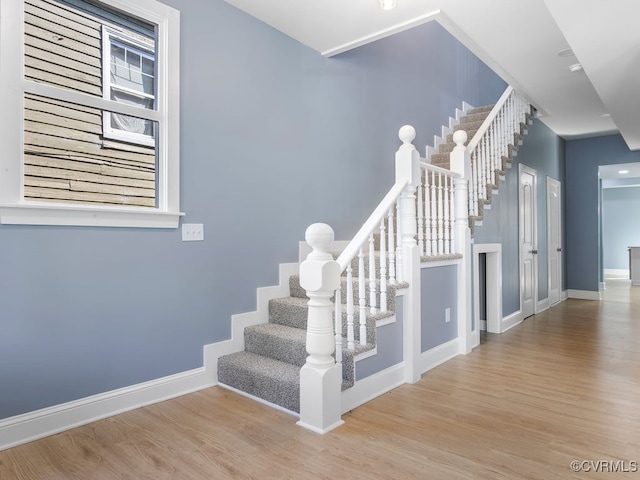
top-left (1, 279), bottom-right (639, 479)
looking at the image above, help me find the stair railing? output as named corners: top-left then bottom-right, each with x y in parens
top-left (466, 86), bottom-right (533, 219)
top-left (417, 162), bottom-right (461, 258)
top-left (333, 125), bottom-right (419, 359)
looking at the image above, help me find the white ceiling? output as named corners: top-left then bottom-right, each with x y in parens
top-left (224, 0), bottom-right (640, 150)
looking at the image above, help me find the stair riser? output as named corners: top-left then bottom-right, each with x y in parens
top-left (269, 298), bottom-right (308, 329)
top-left (245, 327), bottom-right (307, 367)
top-left (217, 353), bottom-right (301, 413)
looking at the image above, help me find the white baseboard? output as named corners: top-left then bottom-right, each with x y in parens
top-left (420, 338), bottom-right (460, 372)
top-left (341, 363), bottom-right (405, 414)
top-left (479, 319), bottom-right (487, 331)
top-left (604, 269), bottom-right (629, 277)
top-left (501, 310), bottom-right (523, 332)
top-left (567, 289), bottom-right (601, 301)
top-left (536, 297), bottom-right (550, 313)
top-left (1, 261), bottom-right (300, 452)
top-left (204, 262), bottom-right (299, 383)
top-left (0, 367), bottom-right (213, 452)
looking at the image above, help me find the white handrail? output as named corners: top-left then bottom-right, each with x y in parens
top-left (466, 86), bottom-right (514, 152)
top-left (421, 161), bottom-right (462, 179)
top-left (336, 181), bottom-right (407, 271)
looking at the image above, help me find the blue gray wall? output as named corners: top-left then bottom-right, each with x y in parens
top-left (565, 134), bottom-right (640, 292)
top-left (602, 186), bottom-right (640, 270)
top-left (356, 300), bottom-right (403, 381)
top-left (421, 265), bottom-right (458, 351)
top-left (0, 0), bottom-right (508, 419)
top-left (473, 119), bottom-right (565, 316)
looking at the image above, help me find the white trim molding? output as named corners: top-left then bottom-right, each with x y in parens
top-left (472, 243), bottom-right (502, 338)
top-left (501, 310), bottom-right (523, 332)
top-left (0, 368), bottom-right (213, 452)
top-left (537, 297), bottom-right (550, 313)
top-left (341, 363), bottom-right (405, 414)
top-left (0, 0), bottom-right (182, 228)
top-left (567, 289), bottom-right (602, 301)
top-left (604, 269), bottom-right (629, 277)
top-left (420, 338), bottom-right (460, 373)
top-left (204, 262), bottom-right (299, 383)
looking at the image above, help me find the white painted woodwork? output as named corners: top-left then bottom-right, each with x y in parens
top-left (358, 247), bottom-right (367, 345)
top-left (387, 207), bottom-right (396, 284)
top-left (379, 219), bottom-right (387, 312)
top-left (334, 285), bottom-right (343, 364)
top-left (299, 223), bottom-right (344, 434)
top-left (519, 164), bottom-right (538, 319)
top-left (346, 263), bottom-right (355, 350)
top-left (630, 247), bottom-right (640, 286)
top-left (473, 244), bottom-right (503, 339)
top-left (547, 177), bottom-right (563, 306)
top-left (368, 233), bottom-right (377, 314)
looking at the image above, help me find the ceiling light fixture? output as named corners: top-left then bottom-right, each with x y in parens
top-left (619, 170), bottom-right (629, 174)
top-left (557, 48), bottom-right (575, 57)
top-left (379, 0), bottom-right (396, 10)
top-left (569, 63), bottom-right (583, 73)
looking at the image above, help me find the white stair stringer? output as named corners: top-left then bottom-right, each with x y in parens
top-left (204, 261), bottom-right (299, 383)
top-left (426, 101), bottom-right (474, 160)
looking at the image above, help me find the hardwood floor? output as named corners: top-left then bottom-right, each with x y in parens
top-left (1, 281), bottom-right (639, 479)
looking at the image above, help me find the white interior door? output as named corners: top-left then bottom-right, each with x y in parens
top-left (519, 164), bottom-right (537, 319)
top-left (547, 177), bottom-right (562, 306)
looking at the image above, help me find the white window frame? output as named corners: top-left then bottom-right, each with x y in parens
top-left (0, 0), bottom-right (182, 228)
top-left (102, 26), bottom-right (156, 147)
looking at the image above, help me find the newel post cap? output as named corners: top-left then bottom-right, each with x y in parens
top-left (398, 125), bottom-right (416, 151)
top-left (453, 129), bottom-right (468, 149)
top-left (300, 223), bottom-right (340, 292)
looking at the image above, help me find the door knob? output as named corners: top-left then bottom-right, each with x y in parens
top-left (557, 248), bottom-right (562, 252)
top-left (531, 249), bottom-right (538, 254)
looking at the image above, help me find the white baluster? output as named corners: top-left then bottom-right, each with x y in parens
top-left (379, 219), bottom-right (387, 312)
top-left (387, 207), bottom-right (396, 284)
top-left (449, 173), bottom-right (455, 253)
top-left (425, 172), bottom-right (432, 256)
top-left (430, 170), bottom-right (437, 253)
top-left (417, 169), bottom-right (425, 256)
top-left (346, 263), bottom-right (354, 349)
top-left (490, 122), bottom-right (497, 182)
top-left (368, 233), bottom-right (377, 314)
top-left (358, 246), bottom-right (367, 346)
top-left (395, 202), bottom-right (402, 282)
top-left (483, 134), bottom-right (490, 195)
top-left (471, 149), bottom-right (479, 217)
top-left (443, 174), bottom-right (450, 255)
top-left (437, 172), bottom-right (444, 255)
top-left (334, 286), bottom-right (342, 364)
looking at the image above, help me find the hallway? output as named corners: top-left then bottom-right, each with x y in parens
top-left (1, 287), bottom-right (638, 479)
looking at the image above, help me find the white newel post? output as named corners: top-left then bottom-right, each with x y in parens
top-left (297, 223), bottom-right (345, 434)
top-left (396, 125), bottom-right (422, 383)
top-left (450, 130), bottom-right (474, 353)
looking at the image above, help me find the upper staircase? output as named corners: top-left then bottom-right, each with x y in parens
top-left (216, 86), bottom-right (535, 429)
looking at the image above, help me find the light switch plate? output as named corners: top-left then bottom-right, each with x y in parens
top-left (182, 223), bottom-right (204, 241)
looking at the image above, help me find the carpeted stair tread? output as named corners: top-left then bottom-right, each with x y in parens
top-left (218, 351), bottom-right (300, 413)
top-left (467, 105), bottom-right (494, 115)
top-left (244, 323), bottom-right (307, 367)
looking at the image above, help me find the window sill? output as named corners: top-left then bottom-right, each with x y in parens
top-left (0, 203), bottom-right (183, 228)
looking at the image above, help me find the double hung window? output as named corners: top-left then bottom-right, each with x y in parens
top-left (0, 0), bottom-right (181, 228)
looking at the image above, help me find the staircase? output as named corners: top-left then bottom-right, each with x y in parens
top-left (218, 255), bottom-right (405, 413)
top-left (216, 85), bottom-right (534, 425)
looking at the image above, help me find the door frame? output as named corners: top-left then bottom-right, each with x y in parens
top-left (547, 176), bottom-right (562, 306)
top-left (519, 163), bottom-right (538, 318)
